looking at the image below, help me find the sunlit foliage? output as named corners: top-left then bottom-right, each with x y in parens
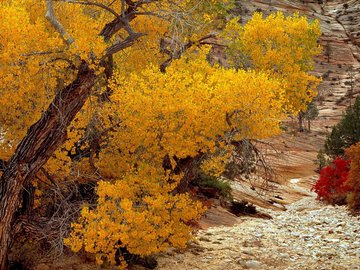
top-left (0, 0), bottom-right (321, 266)
top-left (223, 12), bottom-right (321, 113)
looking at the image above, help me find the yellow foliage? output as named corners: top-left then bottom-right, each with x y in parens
top-left (66, 49), bottom-right (287, 265)
top-left (99, 49), bottom-right (285, 175)
top-left (223, 12), bottom-right (321, 113)
top-left (0, 0), bottom-right (321, 267)
top-left (64, 164), bottom-right (206, 265)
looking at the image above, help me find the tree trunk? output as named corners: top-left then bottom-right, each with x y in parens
top-left (298, 113), bottom-right (304, 132)
top-left (0, 62), bottom-right (95, 269)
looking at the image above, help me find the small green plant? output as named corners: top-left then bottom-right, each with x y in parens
top-left (195, 173), bottom-right (233, 202)
top-left (315, 148), bottom-right (330, 172)
top-left (304, 101), bottom-right (319, 131)
top-left (324, 41), bottom-right (332, 63)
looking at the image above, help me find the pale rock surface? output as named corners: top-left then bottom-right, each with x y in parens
top-left (156, 186), bottom-right (360, 270)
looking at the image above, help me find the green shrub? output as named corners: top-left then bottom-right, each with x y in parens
top-left (315, 148), bottom-right (330, 172)
top-left (304, 101), bottom-right (319, 131)
top-left (325, 96), bottom-right (360, 157)
top-left (194, 173), bottom-right (233, 202)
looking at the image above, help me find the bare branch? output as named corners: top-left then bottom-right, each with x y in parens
top-left (121, 0), bottom-right (125, 16)
top-left (46, 0), bottom-right (75, 45)
top-left (134, 11), bottom-right (167, 20)
top-left (21, 50), bottom-right (65, 57)
top-left (40, 168), bottom-right (66, 196)
top-left (104, 32), bottom-right (146, 57)
top-left (160, 34), bottom-right (217, 73)
top-left (99, 0), bottom-right (158, 41)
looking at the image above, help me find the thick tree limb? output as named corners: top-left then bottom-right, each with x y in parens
top-left (0, 1), bottom-right (154, 268)
top-left (0, 62), bottom-right (95, 269)
top-left (104, 32), bottom-right (145, 57)
top-left (46, 0), bottom-right (75, 45)
top-left (0, 160), bottom-right (6, 172)
top-left (100, 11), bottom-right (136, 41)
top-left (99, 0), bottom-right (157, 41)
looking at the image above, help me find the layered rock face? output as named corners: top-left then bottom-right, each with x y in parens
top-left (238, 0), bottom-right (360, 110)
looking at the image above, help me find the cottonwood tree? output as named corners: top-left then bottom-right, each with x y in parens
top-left (0, 1), bottom-right (321, 268)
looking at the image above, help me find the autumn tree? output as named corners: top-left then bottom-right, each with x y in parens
top-left (222, 12), bottom-right (321, 114)
top-left (0, 1), bottom-right (321, 268)
top-left (345, 142), bottom-right (360, 212)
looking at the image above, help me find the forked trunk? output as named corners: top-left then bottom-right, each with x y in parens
top-left (0, 62), bottom-right (95, 269)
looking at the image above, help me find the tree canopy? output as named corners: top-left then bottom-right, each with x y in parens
top-left (0, 1), bottom-right (321, 268)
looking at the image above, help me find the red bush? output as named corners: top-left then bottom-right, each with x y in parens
top-left (312, 157), bottom-right (351, 204)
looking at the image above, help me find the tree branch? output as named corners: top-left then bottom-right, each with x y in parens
top-left (160, 34), bottom-right (216, 73)
top-left (99, 0), bottom-right (157, 41)
top-left (46, 0), bottom-right (75, 45)
top-left (104, 32), bottom-right (145, 57)
top-left (0, 160), bottom-right (6, 172)
top-left (21, 50), bottom-right (65, 57)
top-left (40, 168), bottom-right (66, 196)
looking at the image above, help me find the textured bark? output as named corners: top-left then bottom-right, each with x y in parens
top-left (0, 2), bottom-right (149, 268)
top-left (0, 62), bottom-right (95, 269)
top-left (298, 112), bottom-right (304, 132)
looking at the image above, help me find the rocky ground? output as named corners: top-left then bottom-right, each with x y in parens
top-left (156, 177), bottom-right (360, 270)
